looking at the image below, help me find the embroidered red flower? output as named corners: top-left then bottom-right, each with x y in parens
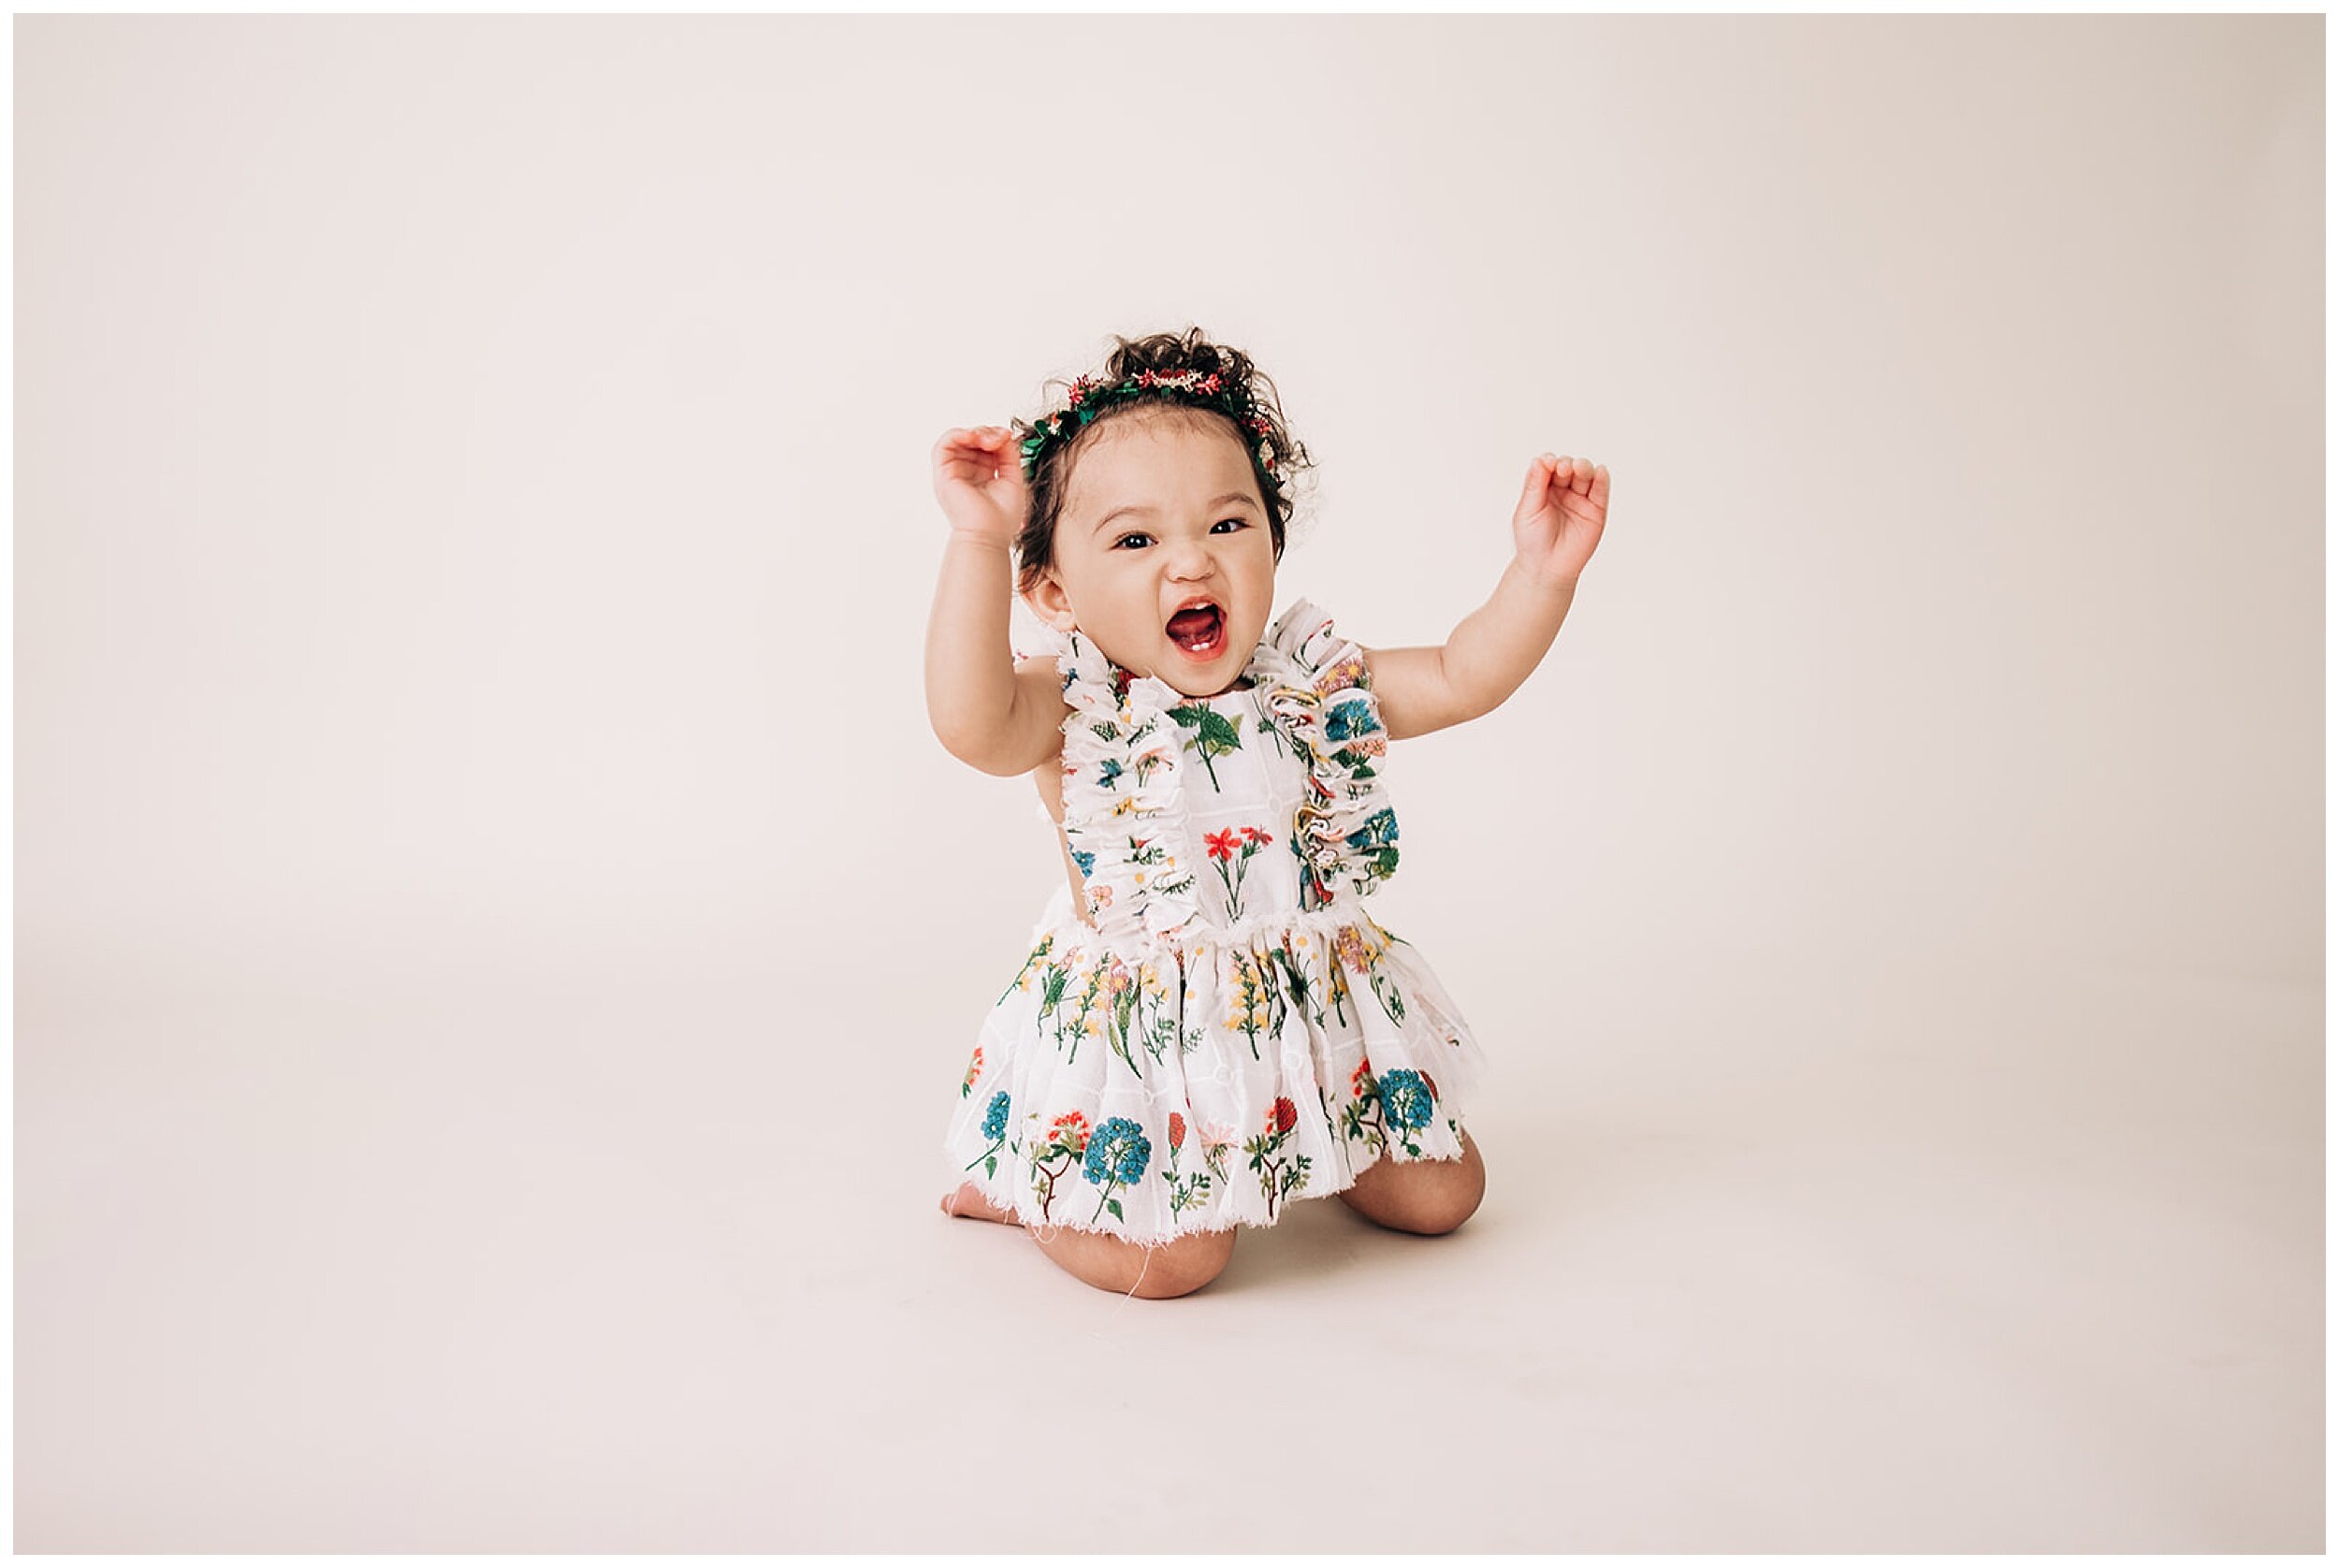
top-left (1350, 1056), bottom-right (1374, 1098)
top-left (1049, 1111), bottom-right (1092, 1154)
top-left (1169, 1111), bottom-right (1187, 1151)
top-left (1242, 825), bottom-right (1272, 848)
top-left (964, 1046), bottom-right (985, 1088)
top-left (1269, 1096), bottom-right (1299, 1136)
top-left (1205, 829), bottom-right (1242, 862)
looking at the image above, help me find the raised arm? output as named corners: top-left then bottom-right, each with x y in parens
top-left (926, 426), bottom-right (1073, 776)
top-left (1365, 454), bottom-right (1610, 741)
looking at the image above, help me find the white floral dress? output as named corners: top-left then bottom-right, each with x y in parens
top-left (943, 599), bottom-right (1489, 1242)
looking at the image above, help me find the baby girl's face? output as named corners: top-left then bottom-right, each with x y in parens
top-left (1027, 411), bottom-right (1276, 698)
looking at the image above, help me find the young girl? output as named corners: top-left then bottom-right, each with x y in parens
top-left (928, 328), bottom-right (1609, 1299)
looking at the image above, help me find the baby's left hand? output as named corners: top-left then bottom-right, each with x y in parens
top-left (1511, 454), bottom-right (1610, 588)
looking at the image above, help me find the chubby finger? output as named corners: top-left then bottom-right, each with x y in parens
top-left (1518, 456), bottom-right (1555, 515)
top-left (976, 427), bottom-right (1024, 470)
top-left (937, 427), bottom-right (1010, 470)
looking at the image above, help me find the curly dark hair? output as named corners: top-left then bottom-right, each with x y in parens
top-left (1010, 327), bottom-right (1314, 597)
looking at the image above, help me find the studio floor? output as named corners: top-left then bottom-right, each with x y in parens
top-left (16, 936), bottom-right (2322, 1552)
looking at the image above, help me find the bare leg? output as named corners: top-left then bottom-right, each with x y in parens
top-left (1337, 1129), bottom-right (1486, 1235)
top-left (1028, 1222), bottom-right (1237, 1299)
top-left (940, 1182), bottom-right (1235, 1297)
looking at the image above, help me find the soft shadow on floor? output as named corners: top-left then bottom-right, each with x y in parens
top-left (935, 1182), bottom-right (1495, 1298)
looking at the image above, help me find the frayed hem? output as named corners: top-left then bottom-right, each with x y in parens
top-left (944, 1122), bottom-right (1477, 1247)
top-left (947, 1172), bottom-right (1253, 1244)
top-left (1024, 1212), bottom-right (1252, 1245)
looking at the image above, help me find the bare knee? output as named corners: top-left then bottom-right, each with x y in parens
top-left (1340, 1130), bottom-right (1487, 1235)
top-left (1034, 1226), bottom-right (1237, 1298)
top-left (1126, 1233), bottom-right (1236, 1297)
top-left (1349, 1174), bottom-right (1484, 1235)
top-left (1408, 1169), bottom-right (1487, 1235)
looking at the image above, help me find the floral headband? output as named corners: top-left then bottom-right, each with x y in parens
top-left (1016, 367), bottom-right (1280, 482)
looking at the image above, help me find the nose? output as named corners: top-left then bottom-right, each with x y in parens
top-left (1164, 536), bottom-right (1216, 581)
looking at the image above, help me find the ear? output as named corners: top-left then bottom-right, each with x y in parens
top-left (1024, 570), bottom-right (1077, 633)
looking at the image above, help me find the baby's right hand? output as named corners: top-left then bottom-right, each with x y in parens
top-left (932, 426), bottom-right (1028, 548)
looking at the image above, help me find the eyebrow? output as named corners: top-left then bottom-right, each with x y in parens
top-left (1089, 492), bottom-right (1260, 535)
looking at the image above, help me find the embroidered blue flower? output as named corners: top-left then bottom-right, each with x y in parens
top-left (1082, 1116), bottom-right (1153, 1185)
top-left (1379, 1068), bottom-right (1435, 1130)
top-left (1096, 757), bottom-right (1124, 790)
top-left (981, 1090), bottom-right (1011, 1140)
top-left (1323, 696), bottom-right (1384, 743)
top-left (1071, 849), bottom-right (1097, 877)
top-left (1345, 806), bottom-right (1400, 850)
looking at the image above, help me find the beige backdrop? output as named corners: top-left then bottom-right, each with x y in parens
top-left (16, 11), bottom-right (2322, 1553)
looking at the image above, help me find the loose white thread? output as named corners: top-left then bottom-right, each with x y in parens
top-left (1116, 1244), bottom-right (1153, 1306)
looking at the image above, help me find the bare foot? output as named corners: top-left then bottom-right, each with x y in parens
top-left (939, 1182), bottom-right (1023, 1225)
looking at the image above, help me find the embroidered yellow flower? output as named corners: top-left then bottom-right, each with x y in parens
top-left (1223, 952), bottom-right (1272, 1033)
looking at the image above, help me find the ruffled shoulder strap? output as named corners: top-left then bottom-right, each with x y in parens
top-left (1051, 628), bottom-right (1203, 943)
top-left (1253, 599), bottom-right (1402, 907)
top-left (1262, 598), bottom-right (1367, 688)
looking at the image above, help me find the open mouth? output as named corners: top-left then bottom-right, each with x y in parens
top-left (1164, 600), bottom-right (1227, 660)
